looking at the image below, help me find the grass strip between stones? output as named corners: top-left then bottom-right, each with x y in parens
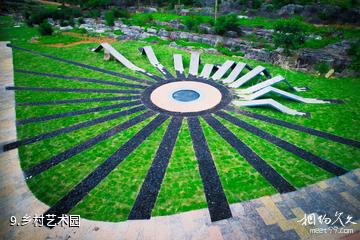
top-left (6, 86), bottom-right (140, 94)
top-left (8, 44), bottom-right (158, 85)
top-left (17, 100), bottom-right (143, 125)
top-left (24, 111), bottom-right (156, 178)
top-left (216, 111), bottom-right (348, 176)
top-left (202, 114), bottom-right (296, 193)
top-left (128, 116), bottom-right (182, 219)
top-left (225, 106), bottom-right (360, 149)
top-left (42, 114), bottom-right (168, 227)
top-left (16, 95), bottom-right (141, 106)
top-left (15, 69), bottom-right (148, 89)
top-left (3, 105), bottom-right (146, 151)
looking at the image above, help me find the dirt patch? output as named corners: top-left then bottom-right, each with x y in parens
top-left (42, 32), bottom-right (117, 47)
top-left (36, 0), bottom-right (72, 7)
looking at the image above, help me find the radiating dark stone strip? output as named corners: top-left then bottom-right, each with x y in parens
top-left (225, 106), bottom-right (360, 149)
top-left (17, 96), bottom-right (140, 106)
top-left (17, 100), bottom-right (142, 126)
top-left (139, 71), bottom-right (165, 82)
top-left (43, 114), bottom-right (169, 227)
top-left (6, 86), bottom-right (140, 94)
top-left (15, 69), bottom-right (148, 89)
top-left (128, 117), bottom-right (183, 220)
top-left (7, 44), bottom-right (156, 85)
top-left (217, 111), bottom-right (348, 176)
top-left (3, 105), bottom-right (146, 151)
top-left (202, 114), bottom-right (296, 193)
top-left (187, 117), bottom-right (232, 222)
top-left (24, 111), bottom-right (156, 178)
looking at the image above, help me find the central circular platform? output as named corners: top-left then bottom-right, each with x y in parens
top-left (141, 79), bottom-right (232, 116)
top-left (150, 81), bottom-right (222, 113)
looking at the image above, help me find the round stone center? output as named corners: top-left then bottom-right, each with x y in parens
top-left (172, 89), bottom-right (200, 102)
top-left (148, 81), bottom-right (224, 113)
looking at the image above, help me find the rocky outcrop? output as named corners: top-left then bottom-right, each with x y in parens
top-left (277, 4), bottom-right (305, 17)
top-left (154, 20), bottom-right (186, 31)
top-left (50, 14), bottom-right (355, 76)
top-left (218, 1), bottom-right (360, 25)
top-left (297, 41), bottom-right (352, 72)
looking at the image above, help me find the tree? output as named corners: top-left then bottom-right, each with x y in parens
top-left (105, 10), bottom-right (115, 26)
top-left (215, 14), bottom-right (240, 35)
top-left (272, 19), bottom-right (305, 54)
top-left (38, 21), bottom-right (53, 36)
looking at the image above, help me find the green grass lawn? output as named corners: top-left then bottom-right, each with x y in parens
top-left (1, 15), bottom-right (360, 222)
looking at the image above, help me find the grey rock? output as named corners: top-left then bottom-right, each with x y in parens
top-left (146, 28), bottom-right (157, 34)
top-left (144, 7), bottom-right (157, 13)
top-left (198, 23), bottom-right (215, 34)
top-left (114, 21), bottom-right (123, 27)
top-left (179, 9), bottom-right (190, 16)
top-left (59, 26), bottom-right (73, 31)
top-left (204, 48), bottom-right (219, 54)
top-left (158, 29), bottom-right (169, 37)
top-left (139, 32), bottom-right (152, 39)
top-left (169, 42), bottom-right (178, 48)
top-left (278, 4), bottom-right (304, 16)
top-left (225, 31), bottom-right (238, 38)
top-left (129, 25), bottom-right (143, 31)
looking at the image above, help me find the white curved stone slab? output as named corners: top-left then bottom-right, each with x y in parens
top-left (92, 42), bottom-right (145, 72)
top-left (229, 66), bottom-right (266, 88)
top-left (211, 60), bottom-right (235, 80)
top-left (233, 99), bottom-right (307, 116)
top-left (236, 76), bottom-right (285, 94)
top-left (173, 54), bottom-right (185, 77)
top-left (222, 62), bottom-right (247, 84)
top-left (141, 46), bottom-right (171, 77)
top-left (189, 52), bottom-right (200, 77)
top-left (238, 86), bottom-right (329, 104)
top-left (200, 64), bottom-right (214, 79)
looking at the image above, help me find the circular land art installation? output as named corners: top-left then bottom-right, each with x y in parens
top-left (4, 43), bottom-right (360, 225)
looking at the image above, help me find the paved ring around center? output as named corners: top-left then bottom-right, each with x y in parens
top-left (141, 78), bottom-right (233, 116)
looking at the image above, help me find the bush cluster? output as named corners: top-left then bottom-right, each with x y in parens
top-left (348, 41), bottom-right (360, 72)
top-left (214, 14), bottom-right (240, 36)
top-left (272, 19), bottom-right (305, 54)
top-left (314, 62), bottom-right (331, 75)
top-left (184, 15), bottom-right (213, 33)
top-left (24, 6), bottom-right (81, 26)
top-left (38, 21), bottom-right (53, 36)
top-left (104, 8), bottom-right (130, 26)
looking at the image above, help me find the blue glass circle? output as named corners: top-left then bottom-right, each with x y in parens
top-left (172, 90), bottom-right (200, 102)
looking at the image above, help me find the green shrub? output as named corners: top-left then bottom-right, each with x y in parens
top-left (104, 10), bottom-right (115, 26)
top-left (348, 41), bottom-right (360, 72)
top-left (26, 10), bottom-right (55, 26)
top-left (112, 9), bottom-right (130, 19)
top-left (70, 28), bottom-right (87, 34)
top-left (184, 17), bottom-right (197, 32)
top-left (38, 21), bottom-right (53, 36)
top-left (78, 17), bottom-right (85, 25)
top-left (113, 29), bottom-right (123, 35)
top-left (59, 20), bottom-right (68, 27)
top-left (23, 6), bottom-right (81, 27)
top-left (272, 19), bottom-right (305, 54)
top-left (132, 14), bottom-right (154, 26)
top-left (215, 14), bottom-right (240, 36)
top-left (314, 62), bottom-right (331, 75)
top-left (87, 9), bottom-right (101, 18)
top-left (217, 46), bottom-right (245, 57)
